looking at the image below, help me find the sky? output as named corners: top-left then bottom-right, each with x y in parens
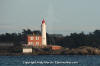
top-left (0, 0), bottom-right (100, 35)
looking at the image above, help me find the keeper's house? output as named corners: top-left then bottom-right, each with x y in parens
top-left (27, 34), bottom-right (42, 46)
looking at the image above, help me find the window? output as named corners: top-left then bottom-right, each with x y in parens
top-left (28, 42), bottom-right (33, 45)
top-left (28, 42), bottom-right (31, 44)
top-left (30, 42), bottom-right (33, 45)
top-left (30, 36), bottom-right (34, 40)
top-left (36, 36), bottom-right (39, 40)
top-left (36, 42), bottom-right (39, 46)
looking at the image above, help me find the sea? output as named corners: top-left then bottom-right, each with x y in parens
top-left (0, 55), bottom-right (100, 66)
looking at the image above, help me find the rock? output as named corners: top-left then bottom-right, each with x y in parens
top-left (64, 46), bottom-right (100, 55)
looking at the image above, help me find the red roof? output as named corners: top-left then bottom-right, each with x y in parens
top-left (42, 18), bottom-right (45, 24)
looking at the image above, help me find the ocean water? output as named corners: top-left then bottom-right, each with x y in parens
top-left (0, 55), bottom-right (100, 66)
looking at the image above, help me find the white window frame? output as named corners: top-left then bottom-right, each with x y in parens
top-left (36, 42), bottom-right (39, 46)
top-left (30, 36), bottom-right (34, 40)
top-left (28, 42), bottom-right (31, 44)
top-left (28, 42), bottom-right (33, 45)
top-left (36, 36), bottom-right (39, 40)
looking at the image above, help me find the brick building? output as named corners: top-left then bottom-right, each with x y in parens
top-left (27, 34), bottom-right (42, 46)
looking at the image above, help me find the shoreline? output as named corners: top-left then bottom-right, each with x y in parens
top-left (0, 46), bottom-right (100, 56)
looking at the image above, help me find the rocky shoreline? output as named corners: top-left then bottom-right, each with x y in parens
top-left (30, 46), bottom-right (100, 55)
top-left (0, 46), bottom-right (100, 56)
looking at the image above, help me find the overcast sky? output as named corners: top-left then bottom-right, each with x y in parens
top-left (0, 0), bottom-right (100, 35)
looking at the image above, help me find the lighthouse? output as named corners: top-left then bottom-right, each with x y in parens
top-left (41, 19), bottom-right (47, 46)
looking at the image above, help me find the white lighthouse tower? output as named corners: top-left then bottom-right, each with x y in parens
top-left (41, 19), bottom-right (47, 46)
